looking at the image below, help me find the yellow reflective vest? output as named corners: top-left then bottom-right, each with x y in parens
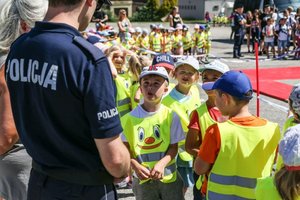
top-left (121, 105), bottom-right (177, 184)
top-left (195, 103), bottom-right (218, 190)
top-left (207, 120), bottom-right (280, 199)
top-left (255, 177), bottom-right (281, 200)
top-left (114, 74), bottom-right (131, 117)
top-left (152, 33), bottom-right (161, 52)
top-left (182, 32), bottom-right (192, 50)
top-left (162, 88), bottom-right (201, 161)
top-left (129, 83), bottom-right (142, 109)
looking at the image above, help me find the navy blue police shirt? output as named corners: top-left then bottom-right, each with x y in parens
top-left (234, 12), bottom-right (245, 32)
top-left (5, 22), bottom-right (122, 185)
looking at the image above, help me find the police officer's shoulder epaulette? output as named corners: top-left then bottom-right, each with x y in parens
top-left (73, 36), bottom-right (105, 62)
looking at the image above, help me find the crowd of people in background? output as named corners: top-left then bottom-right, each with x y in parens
top-left (231, 4), bottom-right (300, 59)
top-left (87, 6), bottom-right (212, 63)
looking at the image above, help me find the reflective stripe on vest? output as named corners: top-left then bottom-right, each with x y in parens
top-left (121, 105), bottom-right (177, 184)
top-left (210, 173), bottom-right (257, 189)
top-left (207, 121), bottom-right (280, 199)
top-left (208, 191), bottom-right (255, 200)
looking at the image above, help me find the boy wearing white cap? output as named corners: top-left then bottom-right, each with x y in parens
top-left (256, 124), bottom-right (300, 200)
top-left (162, 57), bottom-right (202, 194)
top-left (121, 66), bottom-right (185, 200)
top-left (185, 60), bottom-right (229, 200)
top-left (194, 71), bottom-right (280, 199)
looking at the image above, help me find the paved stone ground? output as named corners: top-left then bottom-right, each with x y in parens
top-left (91, 22), bottom-right (299, 200)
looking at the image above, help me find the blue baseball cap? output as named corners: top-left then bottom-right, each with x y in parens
top-left (212, 70), bottom-right (253, 100)
top-left (152, 53), bottom-right (175, 70)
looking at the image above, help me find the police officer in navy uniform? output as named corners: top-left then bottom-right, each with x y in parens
top-left (233, 4), bottom-right (246, 58)
top-left (5, 0), bottom-right (130, 199)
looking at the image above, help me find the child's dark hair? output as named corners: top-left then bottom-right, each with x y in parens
top-left (275, 167), bottom-right (300, 200)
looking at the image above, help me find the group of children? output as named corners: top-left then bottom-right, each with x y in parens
top-left (85, 23), bottom-right (212, 63)
top-left (102, 41), bottom-right (300, 200)
top-left (261, 17), bottom-right (300, 59)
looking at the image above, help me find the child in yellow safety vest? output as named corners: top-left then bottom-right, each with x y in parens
top-left (121, 66), bottom-right (185, 200)
top-left (194, 70), bottom-right (280, 200)
top-left (255, 125), bottom-right (300, 200)
top-left (203, 24), bottom-right (212, 62)
top-left (195, 25), bottom-right (206, 58)
top-left (185, 60), bottom-right (229, 200)
top-left (128, 55), bottom-right (151, 109)
top-left (161, 28), bottom-right (172, 54)
top-left (276, 84), bottom-right (300, 171)
top-left (106, 45), bottom-right (132, 118)
top-left (182, 25), bottom-right (192, 55)
top-left (151, 25), bottom-right (162, 53)
top-left (192, 24), bottom-right (200, 55)
top-left (173, 24), bottom-right (183, 55)
top-left (139, 29), bottom-right (150, 54)
top-left (162, 56), bottom-right (201, 195)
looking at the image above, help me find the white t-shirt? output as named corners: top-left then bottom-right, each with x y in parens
top-left (121, 104), bottom-right (185, 144)
top-left (263, 24), bottom-right (275, 42)
top-left (275, 24), bottom-right (289, 41)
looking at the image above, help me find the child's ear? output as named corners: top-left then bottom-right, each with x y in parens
top-left (20, 20), bottom-right (30, 33)
top-left (164, 84), bottom-right (169, 93)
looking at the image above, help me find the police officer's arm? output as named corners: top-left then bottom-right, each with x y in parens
top-left (0, 66), bottom-right (19, 155)
top-left (95, 136), bottom-right (130, 178)
top-left (83, 53), bottom-right (130, 178)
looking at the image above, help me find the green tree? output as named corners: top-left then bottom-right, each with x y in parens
top-left (131, 0), bottom-right (161, 21)
top-left (158, 0), bottom-right (178, 19)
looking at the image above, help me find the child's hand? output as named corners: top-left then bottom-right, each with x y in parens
top-left (150, 161), bottom-right (165, 180)
top-left (131, 160), bottom-right (151, 180)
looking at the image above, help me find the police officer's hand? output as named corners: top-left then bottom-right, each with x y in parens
top-left (131, 159), bottom-right (151, 180)
top-left (150, 161), bottom-right (165, 180)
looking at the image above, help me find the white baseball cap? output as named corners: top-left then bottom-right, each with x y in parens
top-left (139, 66), bottom-right (169, 82)
top-left (175, 56), bottom-right (200, 71)
top-left (200, 60), bottom-right (230, 74)
top-left (279, 124), bottom-right (300, 170)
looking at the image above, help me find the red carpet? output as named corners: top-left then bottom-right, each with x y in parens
top-left (241, 67), bottom-right (300, 102)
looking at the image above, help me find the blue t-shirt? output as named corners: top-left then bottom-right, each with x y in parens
top-left (5, 22), bottom-right (122, 185)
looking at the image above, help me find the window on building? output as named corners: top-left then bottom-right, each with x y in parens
top-left (212, 5), bottom-right (219, 12)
